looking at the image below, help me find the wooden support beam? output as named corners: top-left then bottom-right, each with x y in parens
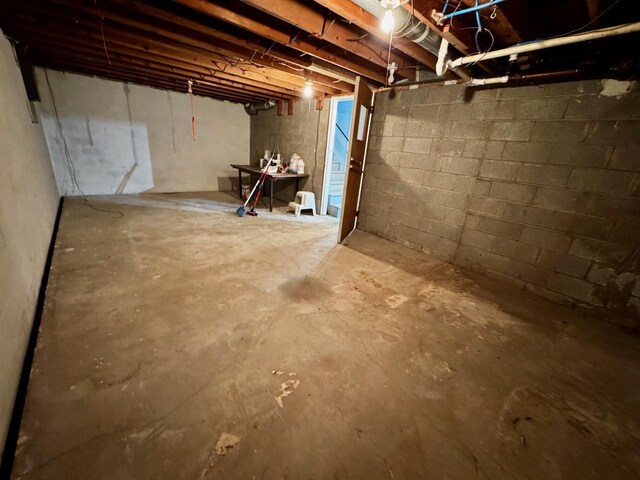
top-left (277, 99), bottom-right (285, 116)
top-left (315, 94), bottom-right (325, 111)
top-left (28, 39), bottom-right (293, 100)
top-left (288, 99), bottom-right (295, 115)
top-left (403, 0), bottom-right (472, 54)
top-left (11, 27), bottom-right (305, 99)
top-left (113, 0), bottom-right (390, 84)
top-left (38, 60), bottom-right (258, 104)
top-left (37, 0), bottom-right (378, 87)
top-left (312, 0), bottom-right (439, 71)
top-left (54, 21), bottom-right (340, 95)
top-left (587, 0), bottom-right (600, 28)
top-left (30, 47), bottom-right (273, 102)
top-left (459, 0), bottom-right (523, 46)
top-left (406, 0), bottom-right (501, 74)
top-left (1, 0), bottom-right (355, 94)
top-left (232, 0), bottom-right (417, 80)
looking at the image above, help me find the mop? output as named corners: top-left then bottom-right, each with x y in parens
top-left (236, 152), bottom-right (276, 217)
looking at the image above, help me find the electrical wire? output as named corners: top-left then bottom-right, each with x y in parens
top-left (100, 16), bottom-right (111, 65)
top-left (470, 27), bottom-right (495, 65)
top-left (44, 69), bottom-right (124, 218)
top-left (546, 0), bottom-right (625, 39)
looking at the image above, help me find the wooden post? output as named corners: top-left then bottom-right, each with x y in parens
top-left (287, 99), bottom-right (295, 115)
top-left (277, 100), bottom-right (284, 116)
top-left (315, 94), bottom-right (325, 111)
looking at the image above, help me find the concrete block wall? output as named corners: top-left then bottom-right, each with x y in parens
top-left (250, 99), bottom-right (329, 208)
top-left (359, 79), bottom-right (640, 322)
top-left (36, 68), bottom-right (250, 195)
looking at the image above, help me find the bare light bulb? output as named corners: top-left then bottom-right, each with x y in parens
top-left (381, 8), bottom-right (394, 33)
top-left (303, 80), bottom-right (313, 98)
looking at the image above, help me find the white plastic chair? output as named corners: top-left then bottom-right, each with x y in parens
top-left (287, 191), bottom-right (316, 217)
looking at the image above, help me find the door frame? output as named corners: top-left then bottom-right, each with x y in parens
top-left (338, 77), bottom-right (374, 243)
top-left (321, 95), bottom-right (354, 216)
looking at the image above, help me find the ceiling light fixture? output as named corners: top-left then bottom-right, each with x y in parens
top-left (303, 79), bottom-right (314, 98)
top-left (380, 0), bottom-right (407, 33)
top-left (381, 7), bottom-right (394, 33)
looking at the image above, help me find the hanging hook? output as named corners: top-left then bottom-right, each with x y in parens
top-left (490, 6), bottom-right (497, 19)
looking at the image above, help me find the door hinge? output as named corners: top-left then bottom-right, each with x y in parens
top-left (355, 210), bottom-right (360, 217)
top-left (369, 105), bottom-right (375, 114)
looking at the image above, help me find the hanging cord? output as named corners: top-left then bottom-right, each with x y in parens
top-left (188, 79), bottom-right (196, 142)
top-left (94, 0), bottom-right (111, 65)
top-left (468, 0), bottom-right (495, 64)
top-left (44, 69), bottom-right (123, 218)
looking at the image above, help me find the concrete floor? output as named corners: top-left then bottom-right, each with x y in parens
top-left (11, 192), bottom-right (640, 480)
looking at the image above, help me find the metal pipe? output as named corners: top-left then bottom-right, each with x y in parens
top-left (442, 0), bottom-right (506, 21)
top-left (450, 22), bottom-right (640, 68)
top-left (351, 0), bottom-right (441, 55)
top-left (377, 67), bottom-right (590, 92)
top-left (244, 100), bottom-right (277, 115)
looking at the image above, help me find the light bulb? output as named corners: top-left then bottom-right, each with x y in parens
top-left (303, 80), bottom-right (313, 98)
top-left (381, 8), bottom-right (394, 33)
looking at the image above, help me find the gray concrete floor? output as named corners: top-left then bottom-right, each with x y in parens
top-left (12, 192), bottom-right (640, 480)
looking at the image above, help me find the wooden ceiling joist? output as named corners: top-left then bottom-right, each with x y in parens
top-left (10, 24), bottom-right (327, 100)
top-left (2, 1), bottom-right (309, 101)
top-left (311, 0), bottom-right (439, 70)
top-left (174, 0), bottom-right (420, 81)
top-left (4, 0), bottom-right (629, 104)
top-left (11, 1), bottom-right (354, 95)
top-left (39, 59), bottom-right (265, 104)
top-left (35, 51), bottom-right (274, 102)
top-left (43, 0), bottom-right (358, 93)
top-left (74, 0), bottom-right (390, 85)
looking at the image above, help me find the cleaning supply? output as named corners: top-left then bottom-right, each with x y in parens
top-left (236, 152), bottom-right (275, 217)
top-left (288, 153), bottom-right (302, 173)
top-left (245, 167), bottom-right (271, 217)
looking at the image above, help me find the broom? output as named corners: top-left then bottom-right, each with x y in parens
top-left (236, 152), bottom-right (275, 217)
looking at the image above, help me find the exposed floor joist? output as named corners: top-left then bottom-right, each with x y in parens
top-left (0, 0), bottom-right (637, 104)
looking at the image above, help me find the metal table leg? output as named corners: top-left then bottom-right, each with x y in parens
top-left (238, 170), bottom-right (242, 199)
top-left (295, 178), bottom-right (299, 195)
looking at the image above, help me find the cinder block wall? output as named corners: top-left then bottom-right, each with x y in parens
top-left (37, 69), bottom-right (250, 195)
top-left (250, 99), bottom-right (329, 207)
top-left (359, 79), bottom-right (640, 322)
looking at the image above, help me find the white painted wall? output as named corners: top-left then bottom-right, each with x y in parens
top-left (0, 35), bottom-right (60, 452)
top-left (36, 69), bottom-right (250, 195)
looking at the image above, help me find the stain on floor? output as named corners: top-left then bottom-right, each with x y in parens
top-left (11, 192), bottom-right (640, 479)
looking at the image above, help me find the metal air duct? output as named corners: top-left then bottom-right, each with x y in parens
top-left (244, 100), bottom-right (277, 115)
top-left (352, 0), bottom-right (441, 55)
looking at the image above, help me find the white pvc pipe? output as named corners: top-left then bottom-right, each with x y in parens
top-left (449, 22), bottom-right (640, 69)
top-left (436, 38), bottom-right (449, 77)
top-left (467, 76), bottom-right (510, 86)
